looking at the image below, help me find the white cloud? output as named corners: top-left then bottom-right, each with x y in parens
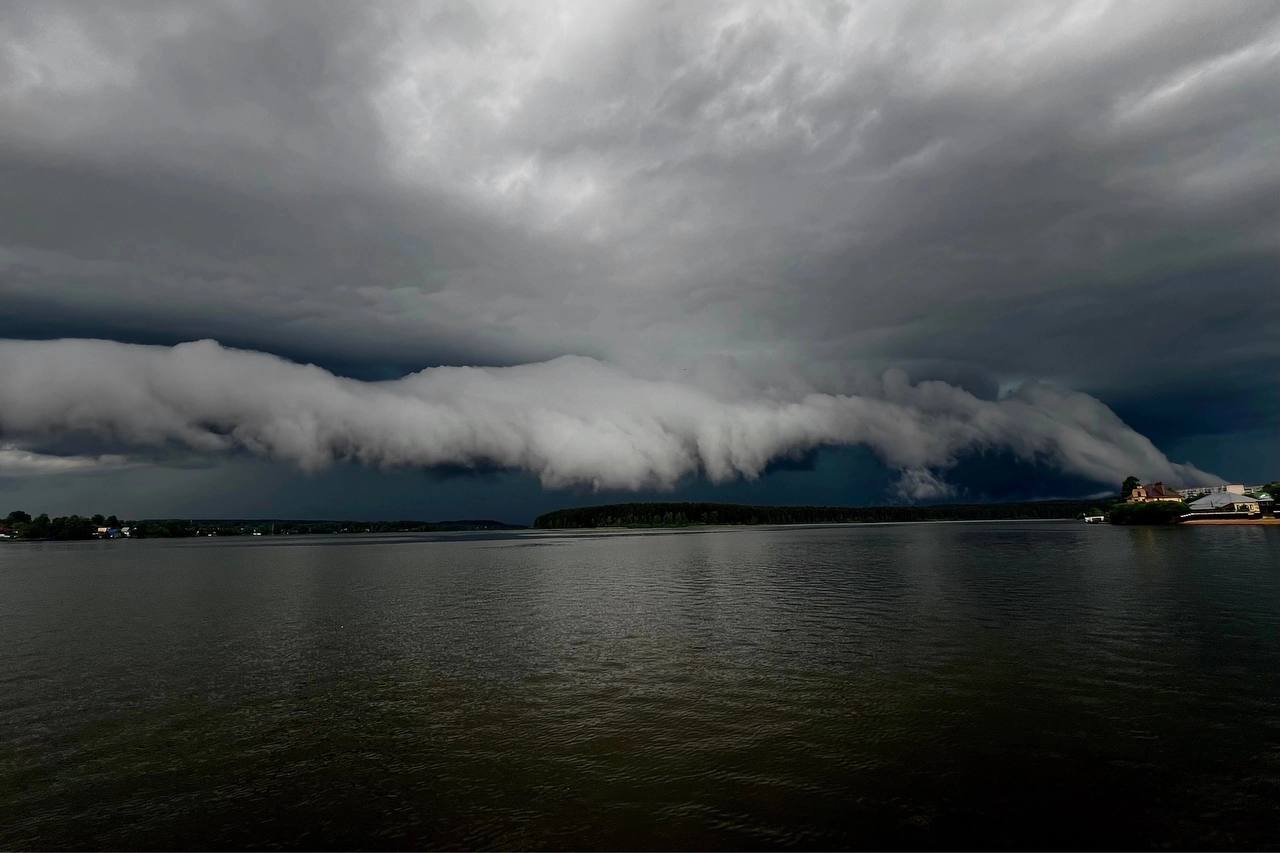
top-left (0, 338), bottom-right (1219, 494)
top-left (0, 1), bottom-right (1276, 484)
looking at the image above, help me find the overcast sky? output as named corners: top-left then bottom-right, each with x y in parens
top-left (2, 0), bottom-right (1277, 520)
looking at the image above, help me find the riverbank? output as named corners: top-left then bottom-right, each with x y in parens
top-left (1181, 517), bottom-right (1280, 526)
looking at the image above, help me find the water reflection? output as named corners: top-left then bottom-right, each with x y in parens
top-left (2, 523), bottom-right (1279, 849)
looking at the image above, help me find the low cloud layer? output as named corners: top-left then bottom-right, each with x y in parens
top-left (0, 444), bottom-right (128, 476)
top-left (1, 2), bottom-right (1274, 504)
top-left (0, 339), bottom-right (1217, 497)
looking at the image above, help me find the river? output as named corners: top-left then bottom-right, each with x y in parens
top-left (2, 522), bottom-right (1278, 849)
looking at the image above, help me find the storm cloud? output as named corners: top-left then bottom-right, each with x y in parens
top-left (0, 338), bottom-right (1217, 497)
top-left (1, 1), bottom-right (1276, 506)
top-left (0, 444), bottom-right (128, 476)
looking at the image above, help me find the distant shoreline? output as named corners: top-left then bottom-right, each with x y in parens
top-left (1181, 517), bottom-right (1280, 526)
top-left (546, 517), bottom-right (1088, 531)
top-left (0, 517), bottom-right (525, 541)
top-left (533, 499), bottom-right (1106, 529)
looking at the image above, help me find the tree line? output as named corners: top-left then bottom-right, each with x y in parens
top-left (533, 500), bottom-right (1105, 529)
top-left (1, 511), bottom-right (522, 540)
top-left (2, 511), bottom-right (125, 540)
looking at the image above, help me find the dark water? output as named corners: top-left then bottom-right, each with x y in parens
top-left (2, 522), bottom-right (1280, 850)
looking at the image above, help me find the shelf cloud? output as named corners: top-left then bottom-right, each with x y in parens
top-left (1, 1), bottom-right (1275, 510)
top-left (0, 339), bottom-right (1217, 498)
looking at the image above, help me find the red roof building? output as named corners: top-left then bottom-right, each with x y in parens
top-left (1130, 482), bottom-right (1183, 502)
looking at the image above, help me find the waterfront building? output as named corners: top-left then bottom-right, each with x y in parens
top-left (1129, 482), bottom-right (1183, 502)
top-left (1186, 492), bottom-right (1262, 514)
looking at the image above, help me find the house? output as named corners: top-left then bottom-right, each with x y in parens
top-left (1186, 491), bottom-right (1262, 515)
top-left (1130, 482), bottom-right (1183, 503)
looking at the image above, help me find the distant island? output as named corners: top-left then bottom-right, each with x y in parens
top-left (533, 500), bottom-right (1104, 529)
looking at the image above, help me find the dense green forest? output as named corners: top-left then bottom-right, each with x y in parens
top-left (533, 500), bottom-right (1105, 529)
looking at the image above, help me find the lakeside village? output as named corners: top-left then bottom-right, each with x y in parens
top-left (1090, 478), bottom-right (1280, 526)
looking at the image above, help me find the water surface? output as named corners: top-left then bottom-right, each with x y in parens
top-left (2, 522), bottom-right (1279, 849)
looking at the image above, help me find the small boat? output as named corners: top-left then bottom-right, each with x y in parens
top-left (1082, 515), bottom-right (1105, 524)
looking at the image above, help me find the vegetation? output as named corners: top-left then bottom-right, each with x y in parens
top-left (132, 519), bottom-right (524, 537)
top-left (1120, 476), bottom-right (1141, 500)
top-left (0, 511), bottom-right (522, 541)
top-left (1106, 501), bottom-right (1190, 525)
top-left (1104, 474), bottom-right (1192, 525)
top-left (533, 500), bottom-right (1104, 529)
top-left (1, 511), bottom-right (104, 540)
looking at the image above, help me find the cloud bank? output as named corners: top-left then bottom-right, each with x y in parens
top-left (2, 3), bottom-right (1278, 402)
top-left (0, 339), bottom-right (1217, 497)
top-left (1, 2), bottom-right (1274, 501)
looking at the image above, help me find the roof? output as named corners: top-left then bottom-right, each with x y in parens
top-left (1140, 482), bottom-right (1181, 499)
top-left (1188, 491), bottom-right (1261, 510)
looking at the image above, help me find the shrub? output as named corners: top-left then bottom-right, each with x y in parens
top-left (1107, 501), bottom-right (1189, 525)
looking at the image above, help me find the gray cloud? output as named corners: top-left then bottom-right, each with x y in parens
top-left (1, 1), bottom-right (1276, 493)
top-left (0, 444), bottom-right (128, 476)
top-left (0, 339), bottom-right (1218, 496)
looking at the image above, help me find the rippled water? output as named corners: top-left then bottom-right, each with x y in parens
top-left (2, 522), bottom-right (1279, 849)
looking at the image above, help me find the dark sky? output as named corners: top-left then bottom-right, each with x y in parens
top-left (1, 1), bottom-right (1277, 521)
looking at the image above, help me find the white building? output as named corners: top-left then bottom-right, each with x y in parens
top-left (1185, 491), bottom-right (1262, 514)
top-left (1178, 484), bottom-right (1265, 498)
